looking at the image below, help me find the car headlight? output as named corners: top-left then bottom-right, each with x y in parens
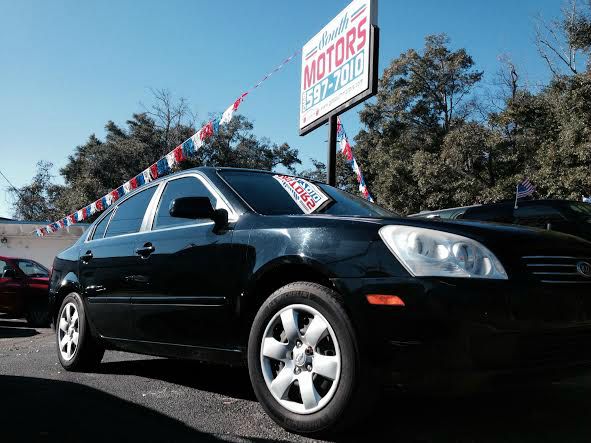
top-left (379, 225), bottom-right (508, 279)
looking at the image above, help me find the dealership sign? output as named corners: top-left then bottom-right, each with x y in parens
top-left (299, 0), bottom-right (378, 135)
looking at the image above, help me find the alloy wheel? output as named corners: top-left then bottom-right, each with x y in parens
top-left (58, 302), bottom-right (79, 361)
top-left (260, 304), bottom-right (341, 414)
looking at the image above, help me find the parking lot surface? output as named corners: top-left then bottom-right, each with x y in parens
top-left (2, 316), bottom-right (591, 442)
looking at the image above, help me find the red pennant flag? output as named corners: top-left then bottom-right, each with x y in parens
top-left (200, 121), bottom-right (213, 140)
top-left (129, 177), bottom-right (138, 190)
top-left (95, 199), bottom-right (104, 211)
top-left (342, 140), bottom-right (353, 161)
top-left (150, 163), bottom-right (159, 180)
top-left (110, 189), bottom-right (119, 202)
top-left (173, 145), bottom-right (184, 163)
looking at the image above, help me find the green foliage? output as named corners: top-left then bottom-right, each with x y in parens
top-left (354, 33), bottom-right (485, 214)
top-left (182, 115), bottom-right (300, 173)
top-left (353, 25), bottom-right (591, 214)
top-left (10, 161), bottom-right (63, 221)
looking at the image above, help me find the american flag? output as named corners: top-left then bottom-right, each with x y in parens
top-left (516, 179), bottom-right (535, 199)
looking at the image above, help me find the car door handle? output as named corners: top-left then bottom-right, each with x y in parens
top-left (135, 243), bottom-right (155, 258)
top-left (81, 250), bottom-right (93, 263)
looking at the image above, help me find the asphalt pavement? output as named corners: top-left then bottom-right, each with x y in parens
top-left (2, 315), bottom-right (591, 443)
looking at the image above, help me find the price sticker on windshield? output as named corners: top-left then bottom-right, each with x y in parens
top-left (273, 175), bottom-right (331, 214)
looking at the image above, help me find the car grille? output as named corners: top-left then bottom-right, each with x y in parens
top-left (522, 256), bottom-right (591, 284)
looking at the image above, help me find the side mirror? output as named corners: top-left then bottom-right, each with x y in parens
top-left (2, 267), bottom-right (17, 279)
top-left (169, 197), bottom-right (229, 233)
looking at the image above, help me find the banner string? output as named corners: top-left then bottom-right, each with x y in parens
top-left (336, 117), bottom-right (374, 202)
top-left (36, 47), bottom-right (374, 236)
top-left (35, 48), bottom-right (301, 236)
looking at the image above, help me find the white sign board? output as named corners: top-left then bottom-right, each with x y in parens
top-left (299, 0), bottom-right (377, 134)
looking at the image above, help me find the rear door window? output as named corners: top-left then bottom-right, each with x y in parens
top-left (104, 186), bottom-right (157, 238)
top-left (92, 210), bottom-right (112, 240)
top-left (153, 176), bottom-right (218, 229)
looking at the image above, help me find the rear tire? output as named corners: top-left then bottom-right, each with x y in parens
top-left (56, 293), bottom-right (104, 371)
top-left (248, 281), bottom-right (373, 436)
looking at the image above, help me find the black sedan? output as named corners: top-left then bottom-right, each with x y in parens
top-left (49, 167), bottom-right (591, 435)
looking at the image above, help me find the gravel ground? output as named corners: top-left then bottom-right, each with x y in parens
top-left (2, 316), bottom-right (591, 443)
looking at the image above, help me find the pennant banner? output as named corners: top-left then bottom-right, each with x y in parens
top-left (336, 117), bottom-right (374, 202)
top-left (36, 50), bottom-right (301, 237)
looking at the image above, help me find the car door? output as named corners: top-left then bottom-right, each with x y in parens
top-left (80, 185), bottom-right (158, 339)
top-left (131, 173), bottom-right (240, 348)
top-left (0, 259), bottom-right (24, 314)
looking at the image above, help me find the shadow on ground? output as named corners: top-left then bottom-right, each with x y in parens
top-left (99, 358), bottom-right (256, 401)
top-left (0, 317), bottom-right (39, 339)
top-left (98, 358), bottom-right (591, 442)
top-left (0, 375), bottom-right (286, 443)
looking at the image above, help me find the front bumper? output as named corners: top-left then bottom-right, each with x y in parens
top-left (333, 276), bottom-right (591, 387)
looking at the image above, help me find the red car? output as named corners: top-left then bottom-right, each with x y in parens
top-left (0, 256), bottom-right (50, 326)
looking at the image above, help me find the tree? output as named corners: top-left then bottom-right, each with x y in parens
top-left (354, 34), bottom-right (484, 214)
top-left (534, 0), bottom-right (591, 76)
top-left (299, 155), bottom-right (359, 194)
top-left (11, 92), bottom-right (301, 220)
top-left (184, 115), bottom-right (301, 173)
top-left (10, 161), bottom-right (63, 221)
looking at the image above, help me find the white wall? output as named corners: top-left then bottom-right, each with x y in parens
top-left (0, 222), bottom-right (87, 268)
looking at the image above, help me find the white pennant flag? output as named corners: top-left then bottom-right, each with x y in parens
top-left (191, 130), bottom-right (203, 150)
top-left (220, 103), bottom-right (235, 125)
top-left (123, 181), bottom-right (132, 194)
top-left (104, 193), bottom-right (113, 206)
top-left (339, 138), bottom-right (348, 152)
top-left (166, 152), bottom-right (176, 168)
top-left (143, 169), bottom-right (152, 184)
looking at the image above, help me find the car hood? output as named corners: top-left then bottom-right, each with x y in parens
top-left (305, 214), bottom-right (591, 258)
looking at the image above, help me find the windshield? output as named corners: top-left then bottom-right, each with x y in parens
top-left (568, 202), bottom-right (591, 218)
top-left (219, 170), bottom-right (397, 218)
top-left (15, 259), bottom-right (49, 277)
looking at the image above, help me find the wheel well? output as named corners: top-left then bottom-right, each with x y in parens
top-left (242, 264), bottom-right (335, 332)
top-left (52, 287), bottom-right (74, 325)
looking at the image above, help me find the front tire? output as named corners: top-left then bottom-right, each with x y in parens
top-left (56, 293), bottom-right (104, 371)
top-left (248, 282), bottom-right (371, 435)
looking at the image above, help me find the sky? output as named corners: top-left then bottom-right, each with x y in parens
top-left (0, 0), bottom-right (564, 219)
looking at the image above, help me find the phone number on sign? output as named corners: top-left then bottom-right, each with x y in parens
top-left (302, 50), bottom-right (365, 112)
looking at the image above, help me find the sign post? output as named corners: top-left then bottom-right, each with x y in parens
top-left (327, 115), bottom-right (338, 186)
top-left (299, 0), bottom-right (379, 185)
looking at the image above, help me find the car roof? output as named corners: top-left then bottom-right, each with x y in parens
top-left (0, 256), bottom-right (34, 261)
top-left (135, 166), bottom-right (319, 187)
